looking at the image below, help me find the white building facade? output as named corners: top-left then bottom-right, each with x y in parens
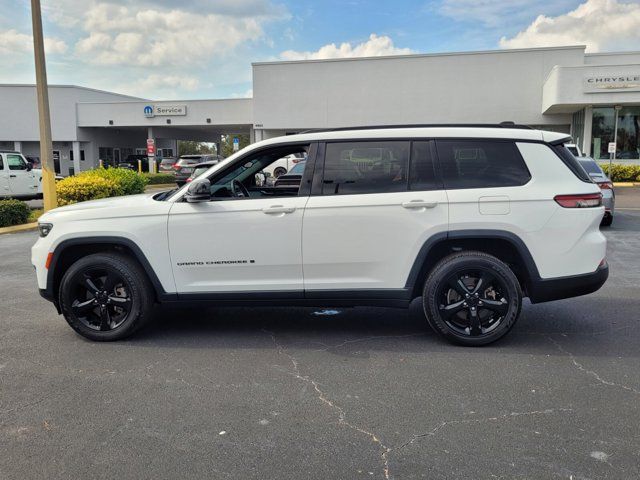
top-left (1, 45), bottom-right (638, 175)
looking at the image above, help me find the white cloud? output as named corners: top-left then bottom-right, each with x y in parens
top-left (0, 29), bottom-right (68, 56)
top-left (280, 33), bottom-right (414, 61)
top-left (73, 3), bottom-right (278, 67)
top-left (438, 0), bottom-right (575, 27)
top-left (499, 0), bottom-right (640, 52)
top-left (230, 88), bottom-right (253, 98)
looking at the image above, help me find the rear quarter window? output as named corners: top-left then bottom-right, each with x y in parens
top-left (436, 140), bottom-right (531, 189)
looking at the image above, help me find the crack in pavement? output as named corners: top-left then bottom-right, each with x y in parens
top-left (263, 329), bottom-right (393, 479)
top-left (548, 336), bottom-right (640, 396)
top-left (314, 333), bottom-right (426, 352)
top-left (391, 408), bottom-right (575, 454)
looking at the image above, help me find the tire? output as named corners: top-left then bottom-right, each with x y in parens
top-left (274, 167), bottom-right (287, 178)
top-left (58, 253), bottom-right (155, 341)
top-left (422, 251), bottom-right (522, 346)
top-left (601, 213), bottom-right (613, 227)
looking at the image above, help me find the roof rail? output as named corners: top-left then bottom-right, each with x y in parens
top-left (298, 122), bottom-right (533, 134)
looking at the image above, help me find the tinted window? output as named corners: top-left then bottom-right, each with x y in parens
top-left (7, 154), bottom-right (27, 171)
top-left (436, 140), bottom-right (531, 189)
top-left (322, 141), bottom-right (409, 195)
top-left (579, 159), bottom-right (602, 174)
top-left (409, 142), bottom-right (438, 191)
top-left (567, 146), bottom-right (579, 156)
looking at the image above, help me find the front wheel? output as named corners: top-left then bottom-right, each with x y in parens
top-left (422, 251), bottom-right (522, 346)
top-left (59, 253), bottom-right (154, 341)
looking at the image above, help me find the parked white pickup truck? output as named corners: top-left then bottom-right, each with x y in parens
top-left (0, 150), bottom-right (43, 199)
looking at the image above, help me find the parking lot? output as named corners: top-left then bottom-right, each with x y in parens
top-left (1, 189), bottom-right (639, 479)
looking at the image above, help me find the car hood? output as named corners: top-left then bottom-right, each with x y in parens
top-left (39, 193), bottom-right (170, 223)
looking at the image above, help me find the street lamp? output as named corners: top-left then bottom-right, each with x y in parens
top-left (30, 0), bottom-right (57, 211)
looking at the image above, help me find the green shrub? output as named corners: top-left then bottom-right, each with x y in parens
top-left (0, 199), bottom-right (31, 227)
top-left (142, 173), bottom-right (176, 185)
top-left (91, 167), bottom-right (148, 195)
top-left (56, 167), bottom-right (149, 206)
top-left (599, 163), bottom-right (640, 182)
top-left (57, 175), bottom-right (123, 206)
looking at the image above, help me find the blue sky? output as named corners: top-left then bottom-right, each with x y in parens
top-left (1, 0), bottom-right (639, 99)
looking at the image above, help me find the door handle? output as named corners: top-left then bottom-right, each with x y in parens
top-left (263, 205), bottom-right (296, 214)
top-left (402, 200), bottom-right (438, 209)
top-left (9, 175), bottom-right (16, 178)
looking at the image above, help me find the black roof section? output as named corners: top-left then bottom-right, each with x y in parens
top-left (300, 122), bottom-right (533, 134)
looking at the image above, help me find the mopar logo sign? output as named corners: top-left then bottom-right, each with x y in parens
top-left (143, 105), bottom-right (154, 117)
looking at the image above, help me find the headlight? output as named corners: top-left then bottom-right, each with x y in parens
top-left (38, 223), bottom-right (53, 238)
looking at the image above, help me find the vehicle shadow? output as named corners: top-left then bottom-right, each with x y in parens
top-left (127, 293), bottom-right (640, 360)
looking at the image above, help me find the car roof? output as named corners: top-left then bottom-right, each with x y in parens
top-left (245, 126), bottom-right (569, 151)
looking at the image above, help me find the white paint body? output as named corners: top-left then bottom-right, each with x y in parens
top-left (32, 127), bottom-right (606, 296)
top-left (0, 152), bottom-right (40, 198)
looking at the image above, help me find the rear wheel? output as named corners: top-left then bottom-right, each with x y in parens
top-left (601, 212), bottom-right (613, 227)
top-left (274, 167), bottom-right (287, 178)
top-left (59, 253), bottom-right (154, 341)
top-left (422, 251), bottom-right (522, 346)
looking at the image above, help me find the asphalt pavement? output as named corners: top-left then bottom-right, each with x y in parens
top-left (1, 203), bottom-right (639, 479)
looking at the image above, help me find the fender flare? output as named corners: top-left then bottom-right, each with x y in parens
top-left (45, 236), bottom-right (176, 304)
top-left (404, 229), bottom-right (541, 295)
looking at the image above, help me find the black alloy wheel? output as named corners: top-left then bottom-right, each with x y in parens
top-left (59, 253), bottom-right (154, 341)
top-left (423, 251), bottom-right (522, 346)
top-left (69, 268), bottom-right (132, 331)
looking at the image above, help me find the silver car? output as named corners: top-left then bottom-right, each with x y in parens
top-left (579, 157), bottom-right (615, 226)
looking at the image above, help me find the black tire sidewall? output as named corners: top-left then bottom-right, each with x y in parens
top-left (59, 253), bottom-right (152, 341)
top-left (423, 252), bottom-right (522, 346)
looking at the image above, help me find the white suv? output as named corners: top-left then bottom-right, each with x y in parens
top-left (32, 126), bottom-right (608, 345)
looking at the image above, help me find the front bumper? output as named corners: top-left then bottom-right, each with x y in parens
top-left (528, 262), bottom-right (609, 304)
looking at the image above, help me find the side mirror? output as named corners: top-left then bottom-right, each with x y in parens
top-left (184, 178), bottom-right (211, 203)
top-left (26, 162), bottom-right (33, 172)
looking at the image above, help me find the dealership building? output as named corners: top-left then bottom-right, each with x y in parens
top-left (1, 45), bottom-right (639, 175)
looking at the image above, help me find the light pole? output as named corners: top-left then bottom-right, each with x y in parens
top-left (30, 0), bottom-right (57, 211)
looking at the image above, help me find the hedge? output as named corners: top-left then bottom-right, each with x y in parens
top-left (142, 173), bottom-right (176, 185)
top-left (56, 167), bottom-right (148, 206)
top-left (0, 199), bottom-right (30, 227)
top-left (599, 163), bottom-right (640, 182)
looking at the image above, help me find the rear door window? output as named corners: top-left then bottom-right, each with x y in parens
top-left (409, 141), bottom-right (438, 191)
top-left (322, 141), bottom-right (409, 195)
top-left (436, 140), bottom-right (531, 189)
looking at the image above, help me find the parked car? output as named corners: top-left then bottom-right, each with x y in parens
top-left (119, 154), bottom-right (160, 172)
top-left (578, 156), bottom-right (615, 226)
top-left (174, 154), bottom-right (223, 186)
top-left (263, 152), bottom-right (306, 179)
top-left (185, 161), bottom-right (218, 184)
top-left (33, 125), bottom-right (608, 346)
top-left (0, 150), bottom-right (42, 199)
top-left (158, 158), bottom-right (177, 174)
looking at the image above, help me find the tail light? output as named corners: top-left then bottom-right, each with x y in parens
top-left (598, 181), bottom-right (613, 190)
top-left (172, 164), bottom-right (180, 170)
top-left (554, 193), bottom-right (602, 208)
top-left (186, 177), bottom-right (192, 183)
top-left (292, 158), bottom-right (302, 164)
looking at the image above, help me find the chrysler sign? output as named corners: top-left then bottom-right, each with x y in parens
top-left (143, 104), bottom-right (187, 117)
top-left (584, 74), bottom-right (640, 93)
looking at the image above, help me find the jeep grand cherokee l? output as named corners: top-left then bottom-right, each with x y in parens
top-left (32, 125), bottom-right (608, 346)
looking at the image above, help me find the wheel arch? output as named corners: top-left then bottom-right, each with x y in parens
top-left (47, 236), bottom-right (174, 309)
top-left (406, 230), bottom-right (541, 299)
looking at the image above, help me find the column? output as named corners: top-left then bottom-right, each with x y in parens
top-left (13, 141), bottom-right (22, 152)
top-left (147, 127), bottom-right (156, 173)
top-left (583, 106), bottom-right (593, 157)
top-left (72, 141), bottom-right (81, 174)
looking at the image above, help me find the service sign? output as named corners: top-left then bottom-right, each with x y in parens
top-left (143, 104), bottom-right (187, 117)
top-left (584, 74), bottom-right (640, 93)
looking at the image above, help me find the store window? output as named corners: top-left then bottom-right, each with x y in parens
top-left (591, 107), bottom-right (616, 160)
top-left (591, 106), bottom-right (640, 160)
top-left (617, 106), bottom-right (640, 160)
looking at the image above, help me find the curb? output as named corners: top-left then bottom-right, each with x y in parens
top-left (613, 182), bottom-right (640, 187)
top-left (0, 222), bottom-right (38, 235)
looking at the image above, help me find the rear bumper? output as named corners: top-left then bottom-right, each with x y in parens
top-left (528, 262), bottom-right (609, 304)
